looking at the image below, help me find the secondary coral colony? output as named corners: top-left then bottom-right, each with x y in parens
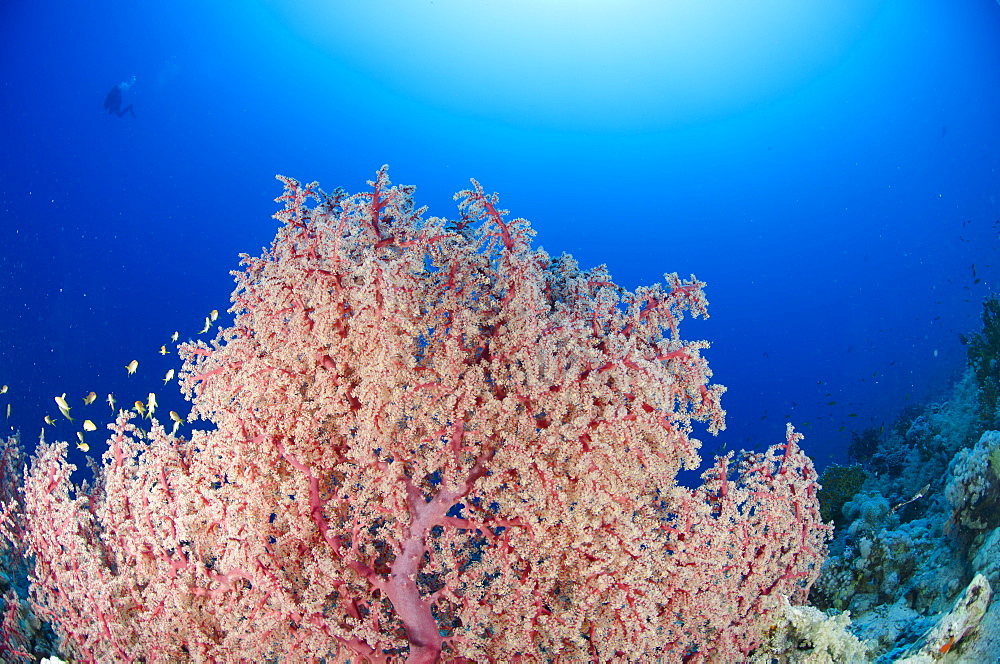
top-left (0, 171), bottom-right (997, 662)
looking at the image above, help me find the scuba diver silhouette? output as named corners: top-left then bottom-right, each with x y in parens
top-left (104, 76), bottom-right (136, 118)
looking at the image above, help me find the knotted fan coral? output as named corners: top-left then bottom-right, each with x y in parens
top-left (22, 168), bottom-right (829, 662)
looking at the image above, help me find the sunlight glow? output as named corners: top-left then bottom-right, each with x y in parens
top-left (265, 0), bottom-right (880, 131)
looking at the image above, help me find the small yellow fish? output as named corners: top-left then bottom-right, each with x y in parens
top-left (209, 309), bottom-right (219, 322)
top-left (83, 391), bottom-right (97, 405)
top-left (171, 331), bottom-right (179, 342)
top-left (82, 419), bottom-right (97, 432)
top-left (134, 400), bottom-right (146, 417)
top-left (0, 385), bottom-right (7, 394)
top-left (107, 393), bottom-right (116, 412)
top-left (159, 345), bottom-right (168, 356)
top-left (199, 317), bottom-right (211, 334)
top-left (76, 432), bottom-right (89, 453)
top-left (126, 360), bottom-right (139, 375)
top-left (55, 394), bottom-right (73, 421)
top-left (146, 392), bottom-right (158, 418)
top-left (169, 410), bottom-right (183, 435)
top-left (44, 415), bottom-right (56, 426)
top-left (4, 403), bottom-right (8, 418)
top-left (163, 369), bottom-right (175, 384)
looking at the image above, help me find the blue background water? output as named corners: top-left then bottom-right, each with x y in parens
top-left (1, 0), bottom-right (998, 480)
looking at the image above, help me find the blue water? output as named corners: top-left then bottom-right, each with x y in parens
top-left (1, 0), bottom-right (998, 480)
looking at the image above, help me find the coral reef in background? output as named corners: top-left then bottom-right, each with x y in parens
top-left (817, 463), bottom-right (868, 529)
top-left (14, 169), bottom-right (830, 662)
top-left (961, 294), bottom-right (1000, 426)
top-left (811, 294), bottom-right (1000, 662)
